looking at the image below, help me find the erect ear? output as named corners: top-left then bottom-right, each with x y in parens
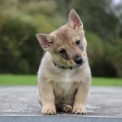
top-left (68, 9), bottom-right (83, 29)
top-left (36, 33), bottom-right (53, 51)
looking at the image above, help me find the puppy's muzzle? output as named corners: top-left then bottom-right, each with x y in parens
top-left (74, 57), bottom-right (83, 65)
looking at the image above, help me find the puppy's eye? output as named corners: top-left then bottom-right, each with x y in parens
top-left (59, 48), bottom-right (66, 54)
top-left (76, 40), bottom-right (80, 45)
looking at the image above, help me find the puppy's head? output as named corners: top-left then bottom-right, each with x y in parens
top-left (36, 9), bottom-right (87, 67)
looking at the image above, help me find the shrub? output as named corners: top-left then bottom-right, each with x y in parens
top-left (0, 14), bottom-right (43, 74)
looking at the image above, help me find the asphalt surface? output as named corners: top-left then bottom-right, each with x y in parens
top-left (0, 86), bottom-right (122, 117)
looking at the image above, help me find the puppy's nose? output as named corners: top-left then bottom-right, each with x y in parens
top-left (74, 57), bottom-right (83, 65)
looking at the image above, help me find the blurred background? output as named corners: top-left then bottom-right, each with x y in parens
top-left (0, 0), bottom-right (122, 86)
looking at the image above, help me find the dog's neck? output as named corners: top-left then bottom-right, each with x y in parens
top-left (53, 61), bottom-right (78, 70)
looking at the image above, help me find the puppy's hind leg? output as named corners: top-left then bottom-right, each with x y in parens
top-left (62, 104), bottom-right (72, 113)
top-left (55, 102), bottom-right (72, 113)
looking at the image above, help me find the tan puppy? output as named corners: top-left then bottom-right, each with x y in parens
top-left (36, 9), bottom-right (91, 115)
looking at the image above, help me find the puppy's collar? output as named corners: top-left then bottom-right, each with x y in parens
top-left (53, 61), bottom-right (76, 70)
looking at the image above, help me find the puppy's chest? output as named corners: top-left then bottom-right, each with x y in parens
top-left (55, 70), bottom-right (81, 83)
top-left (53, 81), bottom-right (78, 97)
top-left (53, 71), bottom-right (80, 97)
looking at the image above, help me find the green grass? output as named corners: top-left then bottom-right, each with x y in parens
top-left (0, 74), bottom-right (37, 86)
top-left (0, 74), bottom-right (122, 86)
top-left (91, 77), bottom-right (122, 86)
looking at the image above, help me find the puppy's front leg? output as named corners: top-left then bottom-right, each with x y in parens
top-left (72, 81), bottom-right (90, 114)
top-left (38, 79), bottom-right (56, 115)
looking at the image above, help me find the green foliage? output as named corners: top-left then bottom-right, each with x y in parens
top-left (108, 39), bottom-right (122, 77)
top-left (22, 1), bottom-right (57, 15)
top-left (86, 32), bottom-right (104, 65)
top-left (0, 14), bottom-right (43, 74)
top-left (30, 14), bottom-right (56, 33)
top-left (0, 0), bottom-right (122, 77)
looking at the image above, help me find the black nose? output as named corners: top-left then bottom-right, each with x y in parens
top-left (74, 57), bottom-right (83, 65)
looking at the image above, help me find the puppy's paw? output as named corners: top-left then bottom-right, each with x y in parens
top-left (72, 106), bottom-right (87, 114)
top-left (62, 104), bottom-right (72, 113)
top-left (41, 106), bottom-right (56, 115)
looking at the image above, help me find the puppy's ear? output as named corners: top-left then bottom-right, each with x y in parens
top-left (36, 33), bottom-right (53, 51)
top-left (68, 9), bottom-right (83, 29)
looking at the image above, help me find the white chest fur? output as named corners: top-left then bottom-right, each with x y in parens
top-left (54, 69), bottom-right (83, 83)
top-left (52, 70), bottom-right (81, 97)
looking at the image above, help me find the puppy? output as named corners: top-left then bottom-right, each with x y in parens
top-left (36, 9), bottom-right (91, 115)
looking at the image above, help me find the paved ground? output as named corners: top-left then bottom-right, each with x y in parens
top-left (0, 86), bottom-right (122, 117)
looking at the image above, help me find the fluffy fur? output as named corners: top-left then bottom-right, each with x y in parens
top-left (36, 9), bottom-right (91, 115)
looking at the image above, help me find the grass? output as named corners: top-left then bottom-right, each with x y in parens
top-left (0, 74), bottom-right (37, 86)
top-left (91, 77), bottom-right (122, 86)
top-left (0, 74), bottom-right (122, 86)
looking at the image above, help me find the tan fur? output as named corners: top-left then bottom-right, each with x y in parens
top-left (36, 9), bottom-right (91, 115)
